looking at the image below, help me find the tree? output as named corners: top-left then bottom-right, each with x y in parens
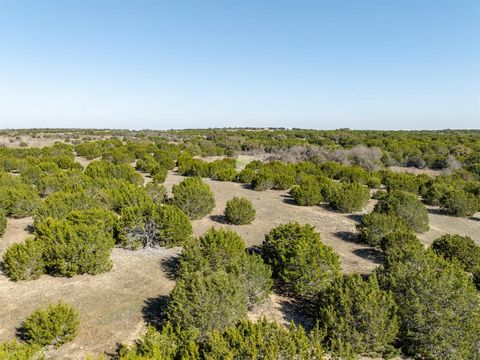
top-left (0, 340), bottom-right (44, 360)
top-left (172, 177), bottom-right (215, 219)
top-left (21, 302), bottom-right (79, 348)
top-left (202, 319), bottom-right (324, 359)
top-left (329, 182), bottom-right (370, 213)
top-left (374, 190), bottom-right (429, 232)
top-left (262, 222), bottom-right (341, 297)
top-left (2, 238), bottom-right (45, 281)
top-left (377, 248), bottom-right (480, 359)
top-left (224, 197), bottom-right (256, 225)
top-left (0, 187), bottom-right (41, 218)
top-left (440, 189), bottom-right (479, 217)
top-left (178, 227), bottom-right (246, 276)
top-left (235, 254), bottom-right (273, 309)
top-left (166, 271), bottom-right (248, 336)
top-left (316, 274), bottom-right (399, 358)
top-left (116, 204), bottom-right (192, 250)
top-left (356, 212), bottom-right (412, 247)
top-left (0, 209), bottom-right (7, 237)
top-left (431, 234), bottom-right (480, 273)
top-left (36, 217), bottom-right (115, 277)
top-left (289, 175), bottom-right (323, 206)
top-left (84, 160), bottom-right (143, 185)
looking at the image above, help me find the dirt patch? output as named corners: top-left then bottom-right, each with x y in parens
top-left (0, 217), bottom-right (34, 253)
top-left (389, 166), bottom-right (442, 177)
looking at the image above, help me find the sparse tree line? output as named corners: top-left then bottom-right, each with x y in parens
top-left (0, 135), bottom-right (479, 359)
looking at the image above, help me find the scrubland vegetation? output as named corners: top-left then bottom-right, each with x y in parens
top-left (0, 129), bottom-right (479, 359)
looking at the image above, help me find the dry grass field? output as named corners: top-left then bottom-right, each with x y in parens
top-left (0, 155), bottom-right (479, 359)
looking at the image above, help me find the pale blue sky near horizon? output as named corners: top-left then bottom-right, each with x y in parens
top-left (0, 0), bottom-right (479, 130)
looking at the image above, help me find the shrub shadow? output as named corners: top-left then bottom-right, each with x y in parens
top-left (25, 224), bottom-right (35, 234)
top-left (333, 231), bottom-right (362, 244)
top-left (427, 207), bottom-right (445, 216)
top-left (246, 245), bottom-right (263, 256)
top-left (209, 214), bottom-right (227, 224)
top-left (347, 214), bottom-right (363, 223)
top-left (278, 297), bottom-right (315, 331)
top-left (352, 248), bottom-right (384, 264)
top-left (281, 195), bottom-right (297, 206)
top-left (241, 183), bottom-right (252, 190)
top-left (142, 295), bottom-right (170, 330)
top-left (160, 255), bottom-right (180, 280)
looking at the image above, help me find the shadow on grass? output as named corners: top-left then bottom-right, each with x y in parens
top-left (353, 248), bottom-right (384, 264)
top-left (142, 295), bottom-right (170, 330)
top-left (333, 230), bottom-right (362, 244)
top-left (278, 297), bottom-right (316, 331)
top-left (160, 255), bottom-right (179, 280)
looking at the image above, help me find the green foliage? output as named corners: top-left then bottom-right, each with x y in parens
top-left (144, 181), bottom-right (167, 203)
top-left (440, 189), bottom-right (479, 217)
top-left (0, 209), bottom-right (6, 237)
top-left (329, 182), bottom-right (370, 213)
top-left (290, 175), bottom-right (323, 206)
top-left (374, 190), bottom-right (429, 232)
top-left (172, 177), bottom-right (215, 219)
top-left (167, 271), bottom-right (248, 336)
top-left (85, 160), bottom-right (143, 185)
top-left (262, 222), bottom-right (341, 297)
top-left (178, 228), bottom-right (246, 276)
top-left (21, 302), bottom-right (79, 348)
top-left (224, 197), bottom-right (256, 225)
top-left (316, 274), bottom-right (399, 358)
top-left (104, 180), bottom-right (152, 212)
top-left (208, 158), bottom-right (237, 181)
top-left (116, 204), bottom-right (192, 250)
top-left (356, 212), bottom-right (412, 247)
top-left (377, 248), bottom-right (480, 359)
top-left (383, 172), bottom-right (423, 194)
top-left (202, 319), bottom-right (324, 359)
top-left (36, 217), bottom-right (114, 277)
top-left (432, 234), bottom-right (480, 273)
top-left (0, 186), bottom-right (41, 218)
top-left (2, 238), bottom-right (45, 281)
top-left (0, 340), bottom-right (44, 360)
top-left (235, 254), bottom-right (273, 309)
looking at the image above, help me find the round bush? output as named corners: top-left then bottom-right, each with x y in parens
top-left (145, 182), bottom-right (167, 203)
top-left (374, 190), bottom-right (429, 233)
top-left (116, 204), bottom-right (192, 250)
top-left (356, 212), bottom-right (412, 247)
top-left (290, 176), bottom-right (323, 206)
top-left (166, 271), bottom-right (248, 335)
top-left (431, 234), bottom-right (480, 272)
top-left (224, 197), bottom-right (256, 225)
top-left (440, 189), bottom-right (479, 217)
top-left (329, 182), bottom-right (370, 213)
top-left (21, 302), bottom-right (79, 348)
top-left (0, 209), bottom-right (7, 237)
top-left (316, 274), bottom-right (399, 358)
top-left (236, 253), bottom-right (273, 309)
top-left (262, 222), bottom-right (341, 297)
top-left (2, 238), bottom-right (44, 281)
top-left (172, 177), bottom-right (215, 219)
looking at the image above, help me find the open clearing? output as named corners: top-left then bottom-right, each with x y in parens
top-left (1, 167), bottom-right (479, 359)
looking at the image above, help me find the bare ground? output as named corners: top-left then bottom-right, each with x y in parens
top-left (0, 170), bottom-right (478, 359)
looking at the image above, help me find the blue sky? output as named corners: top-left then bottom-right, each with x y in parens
top-left (0, 0), bottom-right (479, 130)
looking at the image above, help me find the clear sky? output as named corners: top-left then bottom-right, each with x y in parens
top-left (0, 0), bottom-right (479, 130)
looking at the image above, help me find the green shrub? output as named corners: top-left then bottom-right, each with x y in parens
top-left (251, 169), bottom-right (275, 191)
top-left (262, 222), bottom-right (341, 297)
top-left (0, 187), bottom-right (41, 218)
top-left (440, 189), bottom-right (479, 217)
top-left (377, 248), bottom-right (480, 358)
top-left (329, 182), bottom-right (370, 213)
top-left (203, 319), bottom-right (324, 359)
top-left (85, 160), bottom-right (143, 185)
top-left (431, 234), bottom-right (480, 273)
top-left (172, 177), bottom-right (215, 219)
top-left (0, 209), bottom-right (7, 237)
top-left (374, 190), bottom-right (429, 232)
top-left (208, 159), bottom-right (237, 181)
top-left (21, 302), bottom-right (79, 348)
top-left (145, 181), bottom-right (167, 203)
top-left (178, 228), bottom-right (246, 276)
top-left (116, 204), bottom-right (192, 250)
top-left (2, 238), bottom-right (45, 281)
top-left (316, 274), bottom-right (399, 358)
top-left (420, 179), bottom-right (451, 205)
top-left (167, 271), bottom-right (248, 336)
top-left (383, 172), bottom-right (422, 194)
top-left (224, 197), bottom-right (256, 225)
top-left (236, 167), bottom-right (256, 184)
top-left (289, 176), bottom-right (323, 206)
top-left (104, 180), bottom-right (151, 212)
top-left (235, 254), bottom-right (273, 309)
top-left (356, 212), bottom-right (412, 247)
top-left (0, 340), bottom-right (44, 360)
top-left (36, 218), bottom-right (114, 277)
top-left (149, 166), bottom-right (168, 183)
